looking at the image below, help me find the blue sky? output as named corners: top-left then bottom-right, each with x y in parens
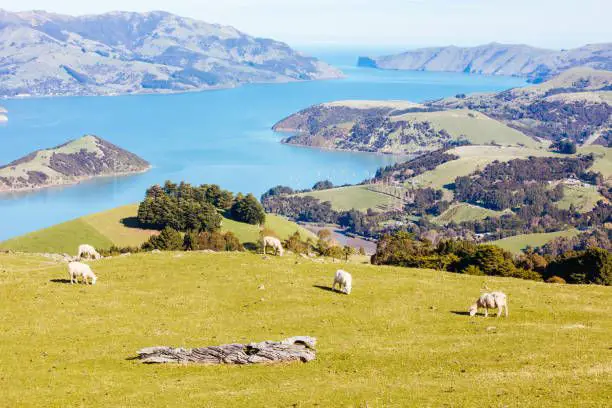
top-left (2, 0), bottom-right (610, 48)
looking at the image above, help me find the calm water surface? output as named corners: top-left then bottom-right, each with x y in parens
top-left (0, 50), bottom-right (525, 240)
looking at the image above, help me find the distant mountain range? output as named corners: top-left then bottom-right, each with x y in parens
top-left (0, 135), bottom-right (150, 191)
top-left (358, 43), bottom-right (612, 82)
top-left (0, 9), bottom-right (342, 97)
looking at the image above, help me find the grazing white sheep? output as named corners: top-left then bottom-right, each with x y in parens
top-left (262, 236), bottom-right (284, 256)
top-left (77, 244), bottom-right (101, 260)
top-left (68, 261), bottom-right (97, 285)
top-left (332, 269), bottom-right (352, 294)
top-left (469, 291), bottom-right (508, 317)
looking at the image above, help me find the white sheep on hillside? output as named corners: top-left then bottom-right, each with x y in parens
top-left (469, 291), bottom-right (508, 317)
top-left (332, 269), bottom-right (352, 294)
top-left (68, 261), bottom-right (98, 285)
top-left (77, 244), bottom-right (101, 260)
top-left (262, 236), bottom-right (284, 256)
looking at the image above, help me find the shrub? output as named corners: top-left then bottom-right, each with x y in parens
top-left (284, 231), bottom-right (309, 254)
top-left (196, 231), bottom-right (244, 252)
top-left (183, 231), bottom-right (199, 251)
top-left (546, 276), bottom-right (567, 284)
top-left (462, 265), bottom-right (484, 276)
top-left (324, 245), bottom-right (344, 260)
top-left (223, 232), bottom-right (243, 252)
top-left (142, 227), bottom-right (183, 251)
top-left (99, 246), bottom-right (142, 257)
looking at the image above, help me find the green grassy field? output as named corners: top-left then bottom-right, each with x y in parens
top-left (298, 185), bottom-right (395, 211)
top-left (221, 214), bottom-right (316, 243)
top-left (579, 145), bottom-right (612, 181)
top-left (492, 230), bottom-right (581, 254)
top-left (433, 203), bottom-right (508, 225)
top-left (0, 205), bottom-right (314, 254)
top-left (0, 251), bottom-right (610, 407)
top-left (555, 184), bottom-right (605, 213)
top-left (392, 109), bottom-right (541, 148)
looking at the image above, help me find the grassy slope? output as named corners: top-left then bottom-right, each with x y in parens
top-left (0, 251), bottom-right (610, 407)
top-left (221, 214), bottom-right (316, 243)
top-left (0, 205), bottom-right (314, 254)
top-left (579, 145), bottom-right (612, 181)
top-left (433, 203), bottom-right (507, 225)
top-left (298, 185), bottom-right (395, 211)
top-left (492, 230), bottom-right (581, 254)
top-left (82, 204), bottom-right (158, 247)
top-left (556, 185), bottom-right (604, 213)
top-left (410, 146), bottom-right (557, 190)
top-left (392, 109), bottom-right (540, 148)
top-left (0, 218), bottom-right (113, 254)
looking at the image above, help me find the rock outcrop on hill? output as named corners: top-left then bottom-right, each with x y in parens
top-left (0, 9), bottom-right (342, 97)
top-left (0, 135), bottom-right (150, 191)
top-left (358, 42), bottom-right (612, 82)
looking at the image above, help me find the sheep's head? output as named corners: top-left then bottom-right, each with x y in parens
top-left (92, 276), bottom-right (98, 285)
top-left (468, 304), bottom-right (478, 316)
top-left (344, 283), bottom-right (352, 295)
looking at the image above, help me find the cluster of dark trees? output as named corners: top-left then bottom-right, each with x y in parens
top-left (141, 226), bottom-right (243, 252)
top-left (372, 232), bottom-right (611, 285)
top-left (538, 228), bottom-right (611, 257)
top-left (372, 149), bottom-right (459, 183)
top-left (483, 95), bottom-right (612, 145)
top-left (137, 181), bottom-right (266, 232)
top-left (517, 100), bottom-right (611, 145)
top-left (453, 155), bottom-right (597, 211)
top-left (551, 139), bottom-right (577, 154)
top-left (262, 193), bottom-right (339, 224)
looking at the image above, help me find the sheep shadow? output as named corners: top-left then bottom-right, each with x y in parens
top-left (50, 278), bottom-right (72, 284)
top-left (313, 285), bottom-right (346, 294)
top-left (450, 311), bottom-right (472, 316)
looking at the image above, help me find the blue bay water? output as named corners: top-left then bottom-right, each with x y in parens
top-left (0, 52), bottom-right (525, 240)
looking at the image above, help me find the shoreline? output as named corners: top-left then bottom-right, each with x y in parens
top-left (273, 129), bottom-right (421, 159)
top-left (0, 74), bottom-right (346, 101)
top-left (0, 166), bottom-right (152, 195)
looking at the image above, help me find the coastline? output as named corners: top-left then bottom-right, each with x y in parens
top-left (0, 165), bottom-right (152, 194)
top-left (0, 74), bottom-right (346, 101)
top-left (274, 128), bottom-right (422, 158)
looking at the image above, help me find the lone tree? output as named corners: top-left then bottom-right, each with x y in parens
top-left (230, 193), bottom-right (266, 225)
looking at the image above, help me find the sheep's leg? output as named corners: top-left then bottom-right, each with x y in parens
top-left (497, 307), bottom-right (502, 318)
top-left (484, 308), bottom-right (488, 318)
